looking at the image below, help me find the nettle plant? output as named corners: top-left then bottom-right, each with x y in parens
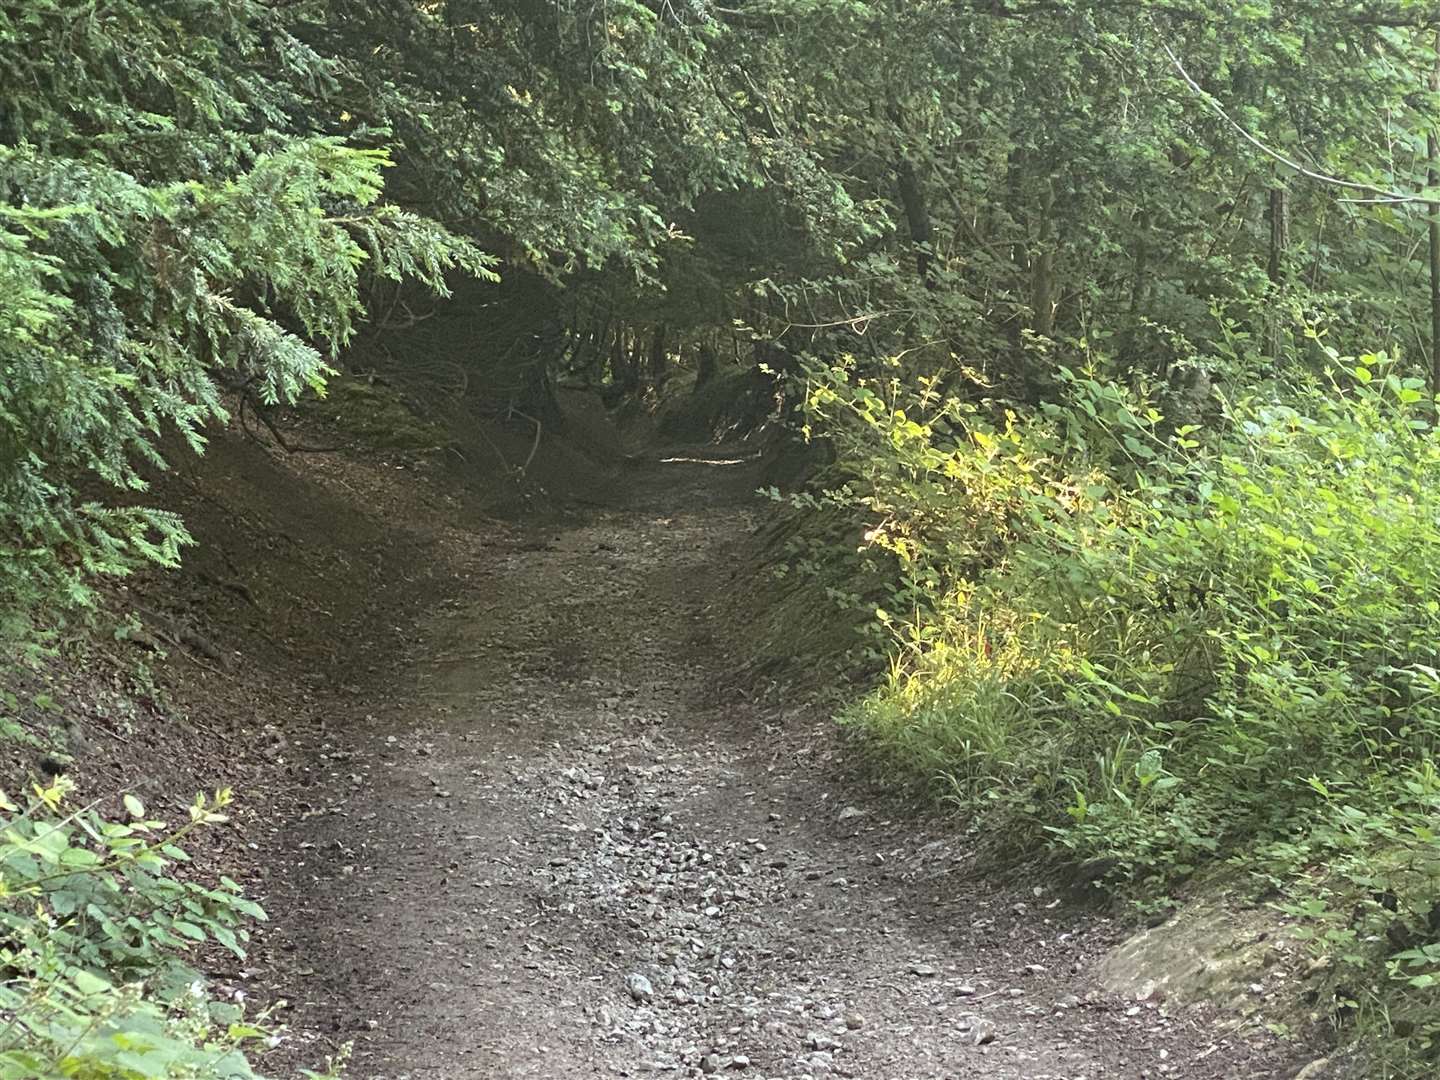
top-left (0, 778), bottom-right (332, 1079)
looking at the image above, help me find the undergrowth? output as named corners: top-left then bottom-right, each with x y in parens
top-left (795, 337), bottom-right (1440, 1074)
top-left (0, 778), bottom-right (336, 1078)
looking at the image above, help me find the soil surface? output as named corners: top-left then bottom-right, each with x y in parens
top-left (250, 448), bottom-right (1315, 1080)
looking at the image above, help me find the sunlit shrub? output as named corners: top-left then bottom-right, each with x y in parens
top-left (801, 347), bottom-right (1440, 1061)
top-left (0, 779), bottom-right (338, 1079)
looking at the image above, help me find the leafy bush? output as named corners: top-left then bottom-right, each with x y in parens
top-left (801, 346), bottom-right (1440, 1063)
top-left (0, 778), bottom-right (331, 1079)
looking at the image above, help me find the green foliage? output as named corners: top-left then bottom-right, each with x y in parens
top-left (307, 0), bottom-right (755, 278)
top-left (0, 0), bottom-right (494, 636)
top-left (796, 339), bottom-right (1440, 1070)
top-left (11, 0), bottom-right (1439, 635)
top-left (0, 779), bottom-right (334, 1079)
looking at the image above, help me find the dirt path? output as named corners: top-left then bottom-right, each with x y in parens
top-left (259, 451), bottom-right (1310, 1080)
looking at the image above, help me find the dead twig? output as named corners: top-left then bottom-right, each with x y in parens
top-left (238, 390), bottom-right (346, 455)
top-left (508, 408), bottom-right (544, 474)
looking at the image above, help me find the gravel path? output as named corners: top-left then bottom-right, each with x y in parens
top-left (257, 450), bottom-right (1311, 1079)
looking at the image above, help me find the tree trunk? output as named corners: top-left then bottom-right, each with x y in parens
top-left (695, 342), bottom-right (718, 388)
top-left (1267, 185), bottom-right (1289, 285)
top-left (629, 331), bottom-right (646, 390)
top-left (583, 316), bottom-right (612, 380)
top-left (1030, 179), bottom-right (1055, 337)
top-left (612, 327), bottom-right (638, 392)
top-left (1004, 147), bottom-right (1028, 348)
top-left (1429, 33), bottom-right (1440, 397)
top-left (896, 158), bottom-right (936, 290)
top-left (518, 317), bottom-right (564, 424)
top-left (1266, 181), bottom-right (1290, 359)
top-left (1129, 209), bottom-right (1150, 316)
top-left (649, 324), bottom-right (669, 390)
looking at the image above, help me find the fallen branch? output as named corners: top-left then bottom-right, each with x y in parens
top-left (238, 390), bottom-right (346, 455)
top-left (508, 408), bottom-right (545, 474)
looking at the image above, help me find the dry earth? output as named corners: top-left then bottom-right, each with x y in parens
top-left (237, 446), bottom-right (1320, 1080)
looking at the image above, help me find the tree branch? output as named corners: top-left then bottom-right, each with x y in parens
top-left (1158, 33), bottom-right (1425, 204)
